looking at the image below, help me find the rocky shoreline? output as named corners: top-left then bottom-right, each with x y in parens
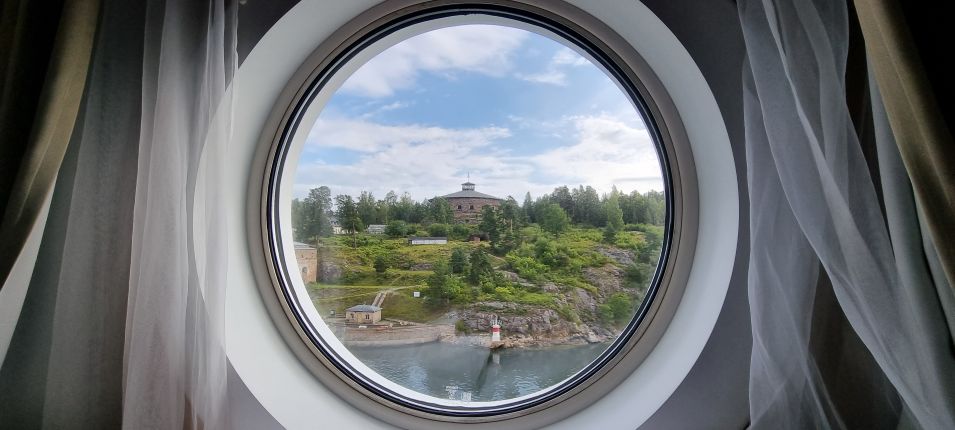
top-left (450, 299), bottom-right (620, 348)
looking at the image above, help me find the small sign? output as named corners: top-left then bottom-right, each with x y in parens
top-left (413, 291), bottom-right (420, 298)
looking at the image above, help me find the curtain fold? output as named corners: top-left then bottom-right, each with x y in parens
top-left (123, 0), bottom-right (237, 428)
top-left (851, 0), bottom-right (955, 291)
top-left (740, 0), bottom-right (955, 428)
top-left (0, 1), bottom-right (144, 426)
top-left (0, 0), bottom-right (238, 428)
top-left (0, 0), bottom-right (99, 290)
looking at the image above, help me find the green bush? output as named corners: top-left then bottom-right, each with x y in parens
top-left (385, 220), bottom-right (408, 237)
top-left (504, 254), bottom-right (547, 281)
top-left (373, 255), bottom-right (388, 274)
top-left (427, 223), bottom-right (449, 237)
top-left (450, 224), bottom-right (471, 240)
top-left (449, 248), bottom-right (468, 274)
top-left (625, 263), bottom-right (654, 288)
top-left (597, 304), bottom-right (614, 323)
top-left (602, 225), bottom-right (618, 244)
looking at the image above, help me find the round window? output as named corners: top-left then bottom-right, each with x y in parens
top-left (262, 1), bottom-right (694, 424)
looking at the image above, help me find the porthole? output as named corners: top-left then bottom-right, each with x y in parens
top-left (260, 1), bottom-right (698, 426)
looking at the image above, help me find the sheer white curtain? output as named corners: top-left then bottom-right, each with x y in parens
top-left (740, 0), bottom-right (955, 428)
top-left (125, 0), bottom-right (237, 428)
top-left (0, 0), bottom-right (238, 427)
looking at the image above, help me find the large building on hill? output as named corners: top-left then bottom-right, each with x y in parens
top-left (440, 182), bottom-right (502, 224)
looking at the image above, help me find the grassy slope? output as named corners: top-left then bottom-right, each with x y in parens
top-left (308, 225), bottom-right (653, 324)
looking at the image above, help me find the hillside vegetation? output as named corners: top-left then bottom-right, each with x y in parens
top-left (299, 184), bottom-right (665, 344)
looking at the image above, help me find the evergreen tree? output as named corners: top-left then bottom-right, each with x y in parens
top-left (478, 206), bottom-right (501, 245)
top-left (374, 255), bottom-right (388, 274)
top-left (539, 203), bottom-right (570, 237)
top-left (522, 192), bottom-right (534, 223)
top-left (356, 191), bottom-right (377, 226)
top-left (427, 197), bottom-right (454, 224)
top-left (468, 247), bottom-right (492, 285)
top-left (335, 194), bottom-right (363, 247)
top-left (551, 186), bottom-right (574, 219)
top-left (605, 192), bottom-right (624, 231)
top-left (299, 186), bottom-right (333, 240)
top-left (449, 248), bottom-right (467, 274)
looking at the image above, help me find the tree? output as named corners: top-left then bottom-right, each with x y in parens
top-left (499, 197), bottom-right (522, 233)
top-left (357, 190), bottom-right (378, 226)
top-left (335, 194), bottom-right (363, 247)
top-left (603, 192), bottom-right (624, 243)
top-left (478, 206), bottom-right (500, 244)
top-left (392, 192), bottom-right (415, 222)
top-left (427, 223), bottom-right (449, 237)
top-left (539, 203), bottom-right (570, 236)
top-left (385, 220), bottom-right (408, 238)
top-left (607, 293), bottom-right (633, 325)
top-left (449, 248), bottom-right (467, 274)
top-left (291, 198), bottom-right (304, 241)
top-left (551, 186), bottom-right (574, 218)
top-left (574, 185), bottom-right (601, 225)
top-left (450, 224), bottom-right (470, 240)
top-left (374, 255), bottom-right (388, 274)
top-left (298, 186), bottom-right (333, 240)
top-left (522, 192), bottom-right (534, 223)
top-left (427, 197), bottom-right (454, 224)
top-left (603, 225), bottom-right (618, 244)
top-left (468, 247), bottom-right (492, 285)
top-left (599, 293), bottom-right (633, 326)
top-left (425, 261), bottom-right (464, 305)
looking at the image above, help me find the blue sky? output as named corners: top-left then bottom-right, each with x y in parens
top-left (294, 24), bottom-right (663, 202)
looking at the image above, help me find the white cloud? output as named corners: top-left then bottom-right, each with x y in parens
top-left (529, 115), bottom-right (663, 192)
top-left (297, 118), bottom-right (525, 200)
top-left (516, 47), bottom-right (590, 86)
top-left (552, 47), bottom-right (590, 67)
top-left (516, 70), bottom-right (567, 86)
top-left (294, 114), bottom-right (662, 202)
top-left (340, 25), bottom-right (528, 98)
top-left (356, 101), bottom-right (413, 119)
top-left (305, 118), bottom-right (509, 153)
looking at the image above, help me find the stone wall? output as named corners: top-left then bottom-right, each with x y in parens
top-left (333, 324), bottom-right (455, 347)
top-left (447, 197), bottom-right (501, 223)
top-left (295, 247), bottom-right (317, 283)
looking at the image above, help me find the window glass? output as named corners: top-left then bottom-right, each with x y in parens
top-left (287, 23), bottom-right (665, 406)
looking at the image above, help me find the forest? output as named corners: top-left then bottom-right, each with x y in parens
top-left (291, 184), bottom-right (666, 244)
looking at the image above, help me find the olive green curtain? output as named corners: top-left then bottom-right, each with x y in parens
top-left (0, 0), bottom-right (100, 290)
top-left (852, 0), bottom-right (955, 290)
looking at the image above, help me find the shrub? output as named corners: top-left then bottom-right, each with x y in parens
top-left (597, 304), bottom-right (614, 323)
top-left (450, 224), bottom-right (471, 240)
top-left (625, 263), bottom-right (653, 288)
top-left (385, 220), bottom-right (408, 238)
top-left (373, 255), bottom-right (388, 274)
top-left (607, 293), bottom-right (633, 325)
top-left (449, 248), bottom-right (468, 274)
top-left (427, 223), bottom-right (449, 237)
top-left (602, 225), bottom-right (617, 244)
top-left (504, 254), bottom-right (547, 281)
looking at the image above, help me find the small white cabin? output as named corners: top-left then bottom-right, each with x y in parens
top-left (408, 236), bottom-right (448, 245)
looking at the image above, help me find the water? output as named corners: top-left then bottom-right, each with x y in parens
top-left (349, 342), bottom-right (608, 402)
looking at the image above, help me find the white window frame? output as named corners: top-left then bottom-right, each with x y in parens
top-left (225, 1), bottom-right (737, 428)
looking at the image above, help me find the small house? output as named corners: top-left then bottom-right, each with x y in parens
top-left (408, 236), bottom-right (448, 245)
top-left (345, 304), bottom-right (382, 324)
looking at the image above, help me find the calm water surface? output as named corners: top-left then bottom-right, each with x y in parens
top-left (350, 342), bottom-right (608, 402)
